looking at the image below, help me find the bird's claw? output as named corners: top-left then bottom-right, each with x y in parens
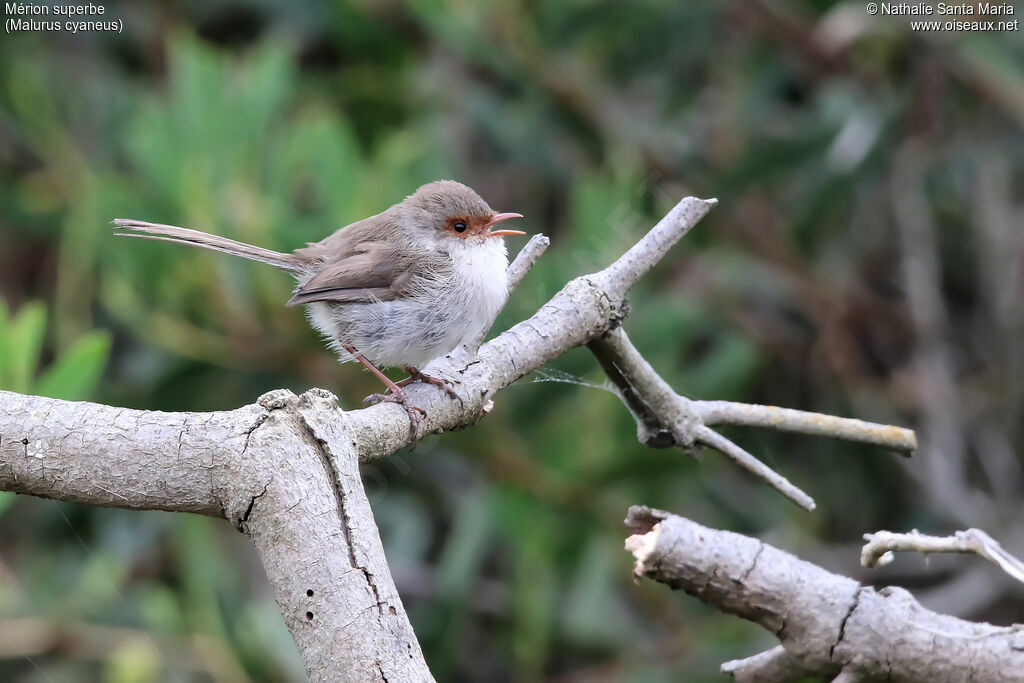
top-left (363, 389), bottom-right (426, 437)
top-left (361, 366), bottom-right (461, 438)
top-left (399, 366), bottom-right (463, 405)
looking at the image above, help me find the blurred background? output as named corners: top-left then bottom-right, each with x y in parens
top-left (1, 1), bottom-right (1022, 680)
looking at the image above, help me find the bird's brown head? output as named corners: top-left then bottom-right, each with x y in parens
top-left (401, 180), bottom-right (524, 242)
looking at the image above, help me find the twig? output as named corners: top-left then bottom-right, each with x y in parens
top-left (695, 426), bottom-right (816, 511)
top-left (625, 506), bottom-right (1024, 683)
top-left (861, 529), bottom-right (1024, 585)
top-left (598, 198), bottom-right (717, 300)
top-left (695, 401), bottom-right (916, 452)
top-left (506, 233), bottom-right (550, 292)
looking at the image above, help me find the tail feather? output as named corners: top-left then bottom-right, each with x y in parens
top-left (112, 219), bottom-right (303, 272)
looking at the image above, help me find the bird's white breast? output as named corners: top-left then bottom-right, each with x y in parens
top-left (443, 237), bottom-right (510, 338)
top-left (307, 237), bottom-right (510, 369)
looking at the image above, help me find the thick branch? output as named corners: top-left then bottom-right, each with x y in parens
top-left (0, 390), bottom-right (244, 513)
top-left (0, 388), bottom-right (432, 683)
top-left (625, 506), bottom-right (1024, 683)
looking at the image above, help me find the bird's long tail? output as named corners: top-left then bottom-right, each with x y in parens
top-left (112, 219), bottom-right (303, 272)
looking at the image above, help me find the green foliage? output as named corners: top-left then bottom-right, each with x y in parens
top-left (0, 301), bottom-right (110, 400)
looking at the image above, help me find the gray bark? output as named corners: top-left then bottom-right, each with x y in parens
top-left (0, 388), bottom-right (431, 682)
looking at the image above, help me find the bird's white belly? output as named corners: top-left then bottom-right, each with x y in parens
top-left (306, 239), bottom-right (510, 368)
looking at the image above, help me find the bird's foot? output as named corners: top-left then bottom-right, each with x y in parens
top-left (363, 387), bottom-right (427, 437)
top-left (397, 366), bottom-right (462, 404)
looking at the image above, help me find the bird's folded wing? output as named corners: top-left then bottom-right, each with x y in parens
top-left (286, 245), bottom-right (411, 306)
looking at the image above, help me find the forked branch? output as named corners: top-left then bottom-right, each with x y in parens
top-left (589, 323), bottom-right (916, 511)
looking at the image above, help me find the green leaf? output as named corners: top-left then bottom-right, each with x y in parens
top-left (4, 302), bottom-right (46, 393)
top-left (34, 331), bottom-right (111, 401)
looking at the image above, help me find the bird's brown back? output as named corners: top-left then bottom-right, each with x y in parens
top-left (286, 207), bottom-right (421, 306)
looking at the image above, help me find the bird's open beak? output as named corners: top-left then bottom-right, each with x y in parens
top-left (484, 212), bottom-right (526, 237)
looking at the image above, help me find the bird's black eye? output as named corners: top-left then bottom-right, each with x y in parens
top-left (453, 222), bottom-right (467, 233)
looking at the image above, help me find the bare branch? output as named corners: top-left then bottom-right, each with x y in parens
top-left (505, 233), bottom-right (550, 292)
top-left (695, 426), bottom-right (815, 510)
top-left (0, 390), bottom-right (240, 514)
top-left (862, 529), bottom-right (1024, 585)
top-left (599, 196), bottom-right (718, 300)
top-left (696, 401), bottom-right (916, 453)
top-left (587, 325), bottom-right (701, 449)
top-left (625, 506), bottom-right (1024, 683)
top-left (1, 197), bottom-right (720, 679)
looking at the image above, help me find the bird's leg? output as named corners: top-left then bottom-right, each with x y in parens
top-left (344, 345), bottom-right (425, 435)
top-left (396, 365), bottom-right (461, 402)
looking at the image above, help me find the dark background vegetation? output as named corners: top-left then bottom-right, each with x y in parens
top-left (2, 1), bottom-right (1022, 680)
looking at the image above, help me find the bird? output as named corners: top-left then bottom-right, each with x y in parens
top-left (113, 180), bottom-right (525, 431)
